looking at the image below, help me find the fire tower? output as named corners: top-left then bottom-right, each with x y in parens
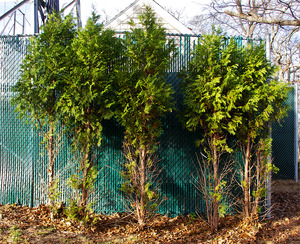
top-left (0, 0), bottom-right (81, 35)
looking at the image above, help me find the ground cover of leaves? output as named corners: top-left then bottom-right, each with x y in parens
top-left (0, 180), bottom-right (299, 243)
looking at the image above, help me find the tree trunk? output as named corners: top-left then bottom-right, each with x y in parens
top-left (78, 121), bottom-right (93, 209)
top-left (137, 147), bottom-right (147, 227)
top-left (254, 148), bottom-right (262, 217)
top-left (212, 134), bottom-right (219, 232)
top-left (48, 121), bottom-right (55, 206)
top-left (244, 136), bottom-right (251, 218)
top-left (80, 123), bottom-right (92, 209)
top-left (81, 150), bottom-right (90, 208)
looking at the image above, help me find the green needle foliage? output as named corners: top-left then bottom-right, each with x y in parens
top-left (11, 13), bottom-right (76, 206)
top-left (181, 30), bottom-right (243, 138)
top-left (59, 12), bottom-right (123, 221)
top-left (181, 29), bottom-right (245, 232)
top-left (181, 29), bottom-right (290, 228)
top-left (115, 5), bottom-right (176, 227)
top-left (234, 43), bottom-right (290, 220)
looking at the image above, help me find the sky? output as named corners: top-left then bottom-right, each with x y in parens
top-left (0, 0), bottom-right (210, 35)
top-left (63, 0), bottom-right (209, 25)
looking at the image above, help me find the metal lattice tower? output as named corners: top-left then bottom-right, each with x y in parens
top-left (0, 0), bottom-right (81, 35)
top-left (34, 0), bottom-right (60, 33)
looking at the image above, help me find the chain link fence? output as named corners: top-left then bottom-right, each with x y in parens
top-left (272, 85), bottom-right (298, 181)
top-left (0, 34), bottom-right (297, 216)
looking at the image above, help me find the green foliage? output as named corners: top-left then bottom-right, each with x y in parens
top-left (189, 213), bottom-right (198, 220)
top-left (59, 12), bottom-right (123, 149)
top-left (115, 5), bottom-right (176, 151)
top-left (218, 202), bottom-right (228, 218)
top-left (181, 28), bottom-right (290, 223)
top-left (210, 179), bottom-right (230, 217)
top-left (235, 43), bottom-right (291, 143)
top-left (12, 13), bottom-right (76, 125)
top-left (65, 164), bottom-right (98, 223)
top-left (67, 165), bottom-right (98, 192)
top-left (120, 159), bottom-right (159, 200)
top-left (49, 179), bottom-right (61, 203)
top-left (252, 187), bottom-right (267, 199)
top-left (115, 6), bottom-right (176, 226)
top-left (48, 179), bottom-right (62, 216)
top-left (181, 29), bottom-right (243, 142)
top-left (9, 225), bottom-right (23, 243)
top-left (11, 13), bottom-right (76, 206)
top-left (64, 199), bottom-right (93, 224)
top-left (181, 29), bottom-right (242, 231)
top-left (59, 12), bottom-right (123, 214)
top-left (232, 43), bottom-right (290, 218)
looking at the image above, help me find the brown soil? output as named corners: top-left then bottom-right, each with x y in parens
top-left (0, 180), bottom-right (299, 243)
top-left (272, 180), bottom-right (300, 193)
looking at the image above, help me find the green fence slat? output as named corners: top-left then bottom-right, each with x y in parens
top-left (272, 87), bottom-right (297, 180)
top-left (0, 35), bottom-right (297, 217)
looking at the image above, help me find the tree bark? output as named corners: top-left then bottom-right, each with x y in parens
top-left (254, 150), bottom-right (261, 216)
top-left (138, 147), bottom-right (147, 227)
top-left (80, 122), bottom-right (92, 209)
top-left (212, 134), bottom-right (219, 232)
top-left (48, 121), bottom-right (55, 206)
top-left (81, 150), bottom-right (90, 208)
top-left (224, 10), bottom-right (300, 26)
top-left (244, 136), bottom-right (251, 218)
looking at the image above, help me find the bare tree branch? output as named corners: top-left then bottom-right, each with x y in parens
top-left (224, 10), bottom-right (300, 26)
top-left (189, 0), bottom-right (300, 83)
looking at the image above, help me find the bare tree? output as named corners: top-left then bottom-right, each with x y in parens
top-left (190, 0), bottom-right (300, 83)
top-left (165, 6), bottom-right (186, 22)
top-left (223, 0), bottom-right (300, 27)
top-left (193, 150), bottom-right (235, 232)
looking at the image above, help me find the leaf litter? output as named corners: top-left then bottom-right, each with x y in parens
top-left (0, 180), bottom-right (299, 243)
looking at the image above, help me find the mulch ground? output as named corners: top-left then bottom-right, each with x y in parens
top-left (0, 180), bottom-right (299, 243)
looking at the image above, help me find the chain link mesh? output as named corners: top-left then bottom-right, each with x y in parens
top-left (0, 35), bottom-right (297, 216)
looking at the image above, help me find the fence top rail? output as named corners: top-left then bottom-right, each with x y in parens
top-left (0, 33), bottom-right (264, 42)
top-left (0, 34), bottom-right (34, 38)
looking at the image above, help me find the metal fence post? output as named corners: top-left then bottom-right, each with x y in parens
top-left (266, 34), bottom-right (272, 218)
top-left (34, 0), bottom-right (39, 34)
top-left (30, 124), bottom-right (34, 207)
